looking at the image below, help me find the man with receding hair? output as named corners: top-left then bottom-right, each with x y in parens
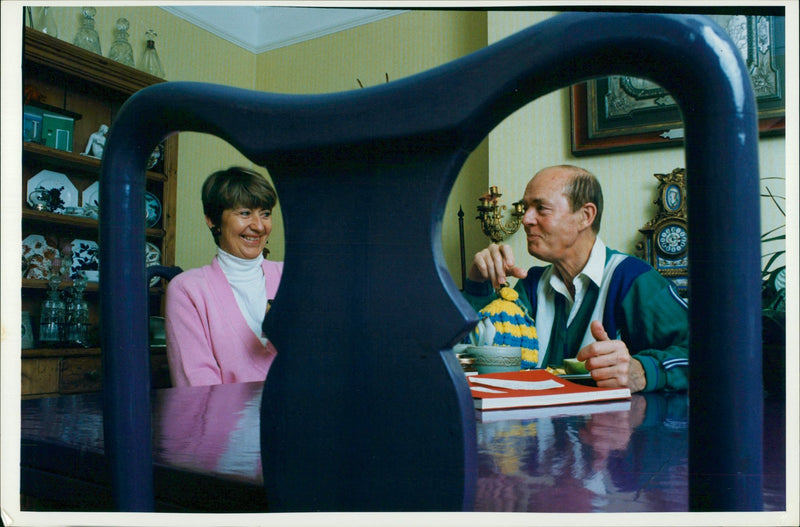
top-left (463, 165), bottom-right (689, 393)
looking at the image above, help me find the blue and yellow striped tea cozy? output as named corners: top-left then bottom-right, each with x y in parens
top-left (478, 287), bottom-right (539, 369)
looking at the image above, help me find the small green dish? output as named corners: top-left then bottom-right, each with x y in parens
top-left (563, 358), bottom-right (588, 375)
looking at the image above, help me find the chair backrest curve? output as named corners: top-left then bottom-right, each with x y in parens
top-left (99, 11), bottom-right (763, 512)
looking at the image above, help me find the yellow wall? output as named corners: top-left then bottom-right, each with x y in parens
top-left (34, 7), bottom-right (786, 282)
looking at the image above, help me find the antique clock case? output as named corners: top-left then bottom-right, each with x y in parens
top-left (637, 168), bottom-right (688, 297)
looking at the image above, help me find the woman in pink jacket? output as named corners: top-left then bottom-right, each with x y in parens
top-left (165, 167), bottom-right (283, 387)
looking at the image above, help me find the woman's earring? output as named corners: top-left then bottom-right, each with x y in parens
top-left (210, 226), bottom-right (221, 236)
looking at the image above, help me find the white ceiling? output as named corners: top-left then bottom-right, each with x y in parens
top-left (160, 6), bottom-right (404, 53)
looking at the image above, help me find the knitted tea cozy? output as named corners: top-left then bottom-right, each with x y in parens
top-left (478, 287), bottom-right (539, 369)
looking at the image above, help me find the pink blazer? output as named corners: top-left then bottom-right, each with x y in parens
top-left (165, 257), bottom-right (283, 387)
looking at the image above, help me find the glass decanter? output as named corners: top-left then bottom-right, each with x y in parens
top-left (39, 261), bottom-right (65, 346)
top-left (73, 6), bottom-right (102, 55)
top-left (66, 273), bottom-right (90, 347)
top-left (139, 29), bottom-right (165, 78)
top-left (108, 17), bottom-right (135, 67)
top-left (60, 244), bottom-right (73, 280)
top-left (35, 7), bottom-right (58, 37)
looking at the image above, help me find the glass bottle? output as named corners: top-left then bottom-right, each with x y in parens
top-left (108, 17), bottom-right (135, 67)
top-left (35, 7), bottom-right (58, 37)
top-left (39, 266), bottom-right (65, 346)
top-left (60, 246), bottom-right (73, 280)
top-left (73, 6), bottom-right (101, 55)
top-left (66, 274), bottom-right (90, 347)
top-left (62, 286), bottom-right (75, 340)
top-left (139, 29), bottom-right (165, 78)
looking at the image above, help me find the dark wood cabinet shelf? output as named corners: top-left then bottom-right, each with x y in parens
top-left (22, 278), bottom-right (165, 294)
top-left (22, 27), bottom-right (177, 397)
top-left (24, 26), bottom-right (165, 95)
top-left (21, 346), bottom-right (170, 398)
top-left (22, 210), bottom-right (166, 238)
top-left (23, 142), bottom-right (168, 182)
top-left (22, 278), bottom-right (99, 292)
top-left (22, 347), bottom-right (101, 359)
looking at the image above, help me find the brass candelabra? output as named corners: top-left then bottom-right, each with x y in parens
top-left (476, 186), bottom-right (525, 243)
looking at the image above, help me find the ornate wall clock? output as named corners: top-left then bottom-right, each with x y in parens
top-left (637, 168), bottom-right (689, 297)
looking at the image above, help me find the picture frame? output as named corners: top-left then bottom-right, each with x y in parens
top-left (570, 14), bottom-right (785, 156)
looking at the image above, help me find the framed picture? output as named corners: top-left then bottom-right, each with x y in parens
top-left (571, 14), bottom-right (785, 156)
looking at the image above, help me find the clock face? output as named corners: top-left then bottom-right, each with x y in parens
top-left (657, 223), bottom-right (688, 256)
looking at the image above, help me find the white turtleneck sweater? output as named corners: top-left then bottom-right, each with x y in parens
top-left (216, 248), bottom-right (268, 345)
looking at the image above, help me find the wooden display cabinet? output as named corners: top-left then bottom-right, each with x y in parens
top-left (21, 27), bottom-right (177, 397)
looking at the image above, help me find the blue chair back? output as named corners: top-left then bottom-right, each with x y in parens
top-left (146, 265), bottom-right (183, 284)
top-left (99, 12), bottom-right (763, 512)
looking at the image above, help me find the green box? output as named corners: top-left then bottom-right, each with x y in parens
top-left (42, 112), bottom-right (74, 152)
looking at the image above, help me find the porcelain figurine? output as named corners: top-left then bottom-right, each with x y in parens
top-left (82, 124), bottom-right (108, 158)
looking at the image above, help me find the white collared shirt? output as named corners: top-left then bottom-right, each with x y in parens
top-left (534, 238), bottom-right (610, 365)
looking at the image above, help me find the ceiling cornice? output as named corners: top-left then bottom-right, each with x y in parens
top-left (160, 6), bottom-right (404, 54)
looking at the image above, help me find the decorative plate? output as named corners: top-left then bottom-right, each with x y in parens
top-left (22, 234), bottom-right (59, 279)
top-left (70, 239), bottom-right (99, 280)
top-left (146, 143), bottom-right (163, 170)
top-left (146, 242), bottom-right (162, 286)
top-left (82, 181), bottom-right (99, 208)
top-left (27, 170), bottom-right (78, 213)
top-left (145, 192), bottom-right (161, 228)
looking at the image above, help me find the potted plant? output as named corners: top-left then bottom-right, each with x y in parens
top-left (761, 179), bottom-right (785, 394)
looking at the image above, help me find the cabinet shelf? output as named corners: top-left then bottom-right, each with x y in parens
top-left (23, 142), bottom-right (167, 182)
top-left (22, 278), bottom-right (165, 294)
top-left (23, 278), bottom-right (98, 291)
top-left (22, 209), bottom-right (166, 238)
top-left (22, 27), bottom-right (177, 397)
top-left (22, 347), bottom-right (101, 359)
top-left (24, 27), bottom-right (165, 95)
top-left (22, 346), bottom-right (165, 359)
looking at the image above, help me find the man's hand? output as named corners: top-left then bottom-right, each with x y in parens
top-left (576, 321), bottom-right (647, 393)
top-left (579, 395), bottom-right (647, 471)
top-left (467, 243), bottom-right (528, 289)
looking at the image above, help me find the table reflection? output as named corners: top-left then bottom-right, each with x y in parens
top-left (475, 393), bottom-right (689, 512)
top-left (20, 384), bottom-right (784, 513)
top-left (155, 381), bottom-right (263, 484)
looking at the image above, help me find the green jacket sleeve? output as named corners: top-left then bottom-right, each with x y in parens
top-left (620, 271), bottom-right (690, 392)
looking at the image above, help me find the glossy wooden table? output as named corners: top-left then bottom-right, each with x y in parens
top-left (20, 381), bottom-right (786, 513)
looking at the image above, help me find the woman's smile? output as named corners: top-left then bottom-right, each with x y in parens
top-left (216, 207), bottom-right (273, 259)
